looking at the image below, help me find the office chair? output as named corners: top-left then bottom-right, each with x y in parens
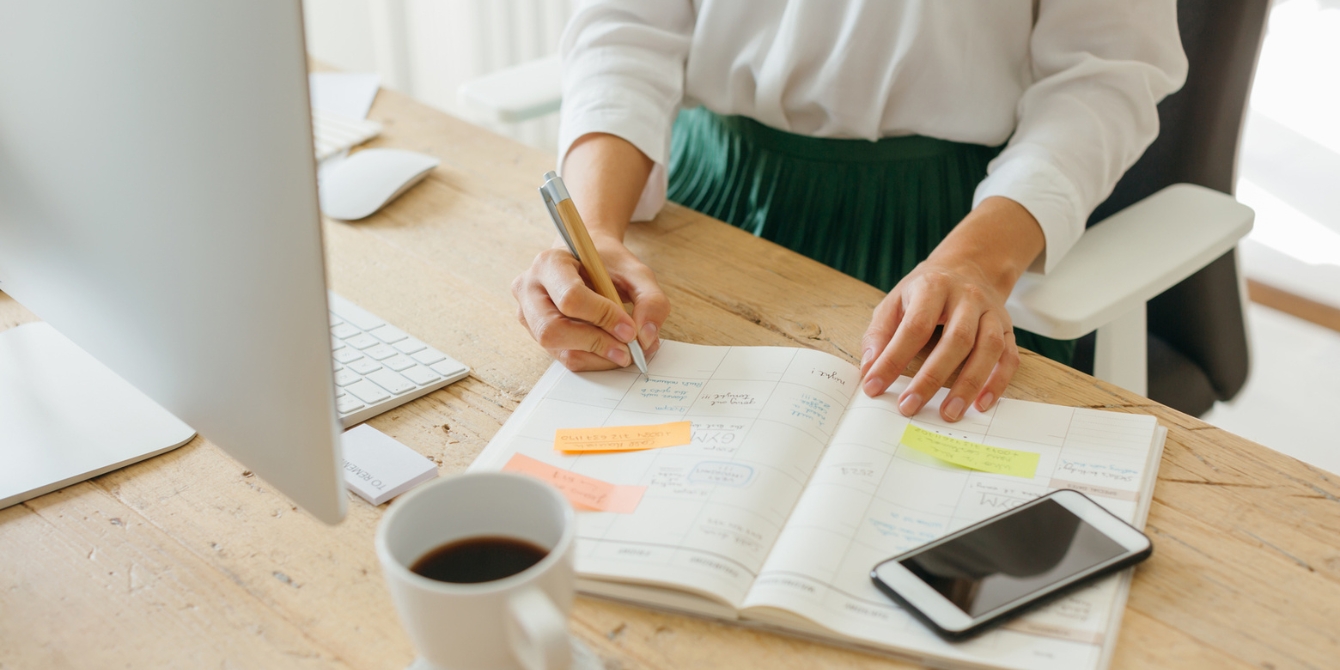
top-left (1070, 0), bottom-right (1271, 415)
top-left (458, 0), bottom-right (1270, 416)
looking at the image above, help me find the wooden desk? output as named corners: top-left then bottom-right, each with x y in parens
top-left (2, 87), bottom-right (1337, 670)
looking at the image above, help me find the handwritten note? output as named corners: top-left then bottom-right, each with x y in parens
top-left (554, 421), bottom-right (692, 453)
top-left (502, 454), bottom-right (645, 513)
top-left (899, 424), bottom-right (1039, 479)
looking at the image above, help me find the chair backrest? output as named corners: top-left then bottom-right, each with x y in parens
top-left (1083, 0), bottom-right (1270, 407)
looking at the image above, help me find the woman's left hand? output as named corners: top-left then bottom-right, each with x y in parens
top-left (858, 197), bottom-right (1045, 422)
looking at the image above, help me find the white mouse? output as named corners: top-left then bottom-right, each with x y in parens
top-left (318, 148), bottom-right (440, 221)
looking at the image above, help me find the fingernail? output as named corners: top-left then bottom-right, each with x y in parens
top-left (607, 346), bottom-right (630, 366)
top-left (860, 348), bottom-right (875, 370)
top-left (863, 376), bottom-right (884, 397)
top-left (613, 323), bottom-right (635, 342)
top-left (944, 397), bottom-right (965, 421)
top-left (977, 392), bottom-right (995, 411)
top-left (640, 321), bottom-right (659, 347)
top-left (898, 393), bottom-right (922, 417)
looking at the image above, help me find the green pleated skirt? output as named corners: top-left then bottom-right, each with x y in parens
top-left (667, 107), bottom-right (1075, 366)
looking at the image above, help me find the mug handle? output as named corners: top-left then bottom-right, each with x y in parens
top-left (506, 588), bottom-right (572, 670)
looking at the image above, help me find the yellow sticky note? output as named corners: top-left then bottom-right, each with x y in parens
top-left (899, 424), bottom-right (1039, 479)
top-left (555, 421), bottom-right (692, 454)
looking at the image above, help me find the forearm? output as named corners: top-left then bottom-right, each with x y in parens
top-left (927, 196), bottom-right (1045, 297)
top-left (561, 132), bottom-right (655, 244)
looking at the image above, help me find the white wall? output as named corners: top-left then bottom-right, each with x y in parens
top-left (303, 0), bottom-right (378, 72)
top-left (302, 0), bottom-right (573, 153)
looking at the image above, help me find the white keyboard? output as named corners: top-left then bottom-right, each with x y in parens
top-left (328, 292), bottom-right (469, 426)
top-left (313, 110), bottom-right (381, 162)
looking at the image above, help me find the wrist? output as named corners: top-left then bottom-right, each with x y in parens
top-left (930, 197), bottom-right (1044, 296)
top-left (586, 226), bottom-right (626, 248)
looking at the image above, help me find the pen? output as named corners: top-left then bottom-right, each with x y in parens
top-left (539, 171), bottom-right (649, 376)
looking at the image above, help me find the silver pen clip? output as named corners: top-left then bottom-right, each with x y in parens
top-left (540, 176), bottom-right (580, 262)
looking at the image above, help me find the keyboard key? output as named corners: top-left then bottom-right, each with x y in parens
top-left (431, 360), bottom-right (467, 378)
top-left (401, 365), bottom-right (441, 386)
top-left (327, 293), bottom-right (385, 331)
top-left (333, 348), bottom-right (363, 364)
top-left (328, 294), bottom-right (470, 421)
top-left (345, 379), bottom-right (391, 404)
top-left (345, 333), bottom-right (380, 350)
top-left (412, 348), bottom-right (446, 366)
top-left (367, 369), bottom-right (415, 395)
top-left (340, 312), bottom-right (382, 331)
top-left (331, 323), bottom-right (360, 339)
top-left (369, 324), bottom-right (409, 343)
top-left (394, 337), bottom-right (427, 355)
top-left (365, 344), bottom-right (397, 360)
top-left (349, 358), bottom-right (382, 375)
top-left (383, 354), bottom-right (416, 371)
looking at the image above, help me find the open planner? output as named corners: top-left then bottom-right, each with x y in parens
top-left (471, 341), bottom-right (1166, 670)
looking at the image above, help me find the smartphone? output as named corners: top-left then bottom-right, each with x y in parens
top-left (869, 489), bottom-right (1152, 641)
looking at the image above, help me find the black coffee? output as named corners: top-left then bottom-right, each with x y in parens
top-left (410, 536), bottom-right (548, 584)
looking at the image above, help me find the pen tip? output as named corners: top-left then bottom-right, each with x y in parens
top-left (628, 340), bottom-right (649, 377)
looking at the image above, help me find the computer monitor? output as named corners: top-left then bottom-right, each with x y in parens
top-left (0, 1), bottom-right (346, 523)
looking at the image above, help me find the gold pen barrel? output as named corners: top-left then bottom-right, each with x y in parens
top-left (553, 198), bottom-right (622, 306)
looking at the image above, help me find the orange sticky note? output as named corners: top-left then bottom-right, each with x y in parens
top-left (554, 421), bottom-right (692, 453)
top-left (502, 454), bottom-right (645, 513)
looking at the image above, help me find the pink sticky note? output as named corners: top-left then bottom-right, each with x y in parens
top-left (502, 454), bottom-right (645, 514)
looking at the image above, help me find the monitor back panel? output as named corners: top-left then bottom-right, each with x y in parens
top-left (0, 0), bottom-right (346, 523)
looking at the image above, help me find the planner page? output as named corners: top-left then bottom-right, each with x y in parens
top-left (742, 377), bottom-right (1161, 670)
top-left (473, 341), bottom-right (861, 608)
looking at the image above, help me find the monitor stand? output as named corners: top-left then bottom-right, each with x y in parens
top-left (0, 322), bottom-right (196, 509)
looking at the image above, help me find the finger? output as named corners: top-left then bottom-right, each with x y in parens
top-left (940, 317), bottom-right (1007, 422)
top-left (643, 335), bottom-right (663, 361)
top-left (975, 331), bottom-right (1020, 412)
top-left (556, 349), bottom-right (622, 372)
top-left (899, 303), bottom-right (981, 418)
top-left (863, 282), bottom-right (946, 398)
top-left (614, 266), bottom-right (670, 351)
top-left (538, 251), bottom-right (637, 343)
top-left (860, 291), bottom-right (905, 377)
top-left (521, 285), bottom-right (632, 368)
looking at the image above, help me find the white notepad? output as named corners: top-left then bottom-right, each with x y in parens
top-left (342, 424), bottom-right (437, 505)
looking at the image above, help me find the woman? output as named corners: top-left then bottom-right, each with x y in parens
top-left (511, 1), bottom-right (1186, 422)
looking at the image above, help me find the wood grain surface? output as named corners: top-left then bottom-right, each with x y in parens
top-left (1, 84), bottom-right (1337, 670)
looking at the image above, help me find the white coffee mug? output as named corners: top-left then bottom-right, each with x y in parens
top-left (376, 472), bottom-right (575, 670)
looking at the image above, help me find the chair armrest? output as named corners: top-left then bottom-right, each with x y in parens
top-left (457, 54), bottom-right (562, 125)
top-left (1006, 183), bottom-right (1254, 340)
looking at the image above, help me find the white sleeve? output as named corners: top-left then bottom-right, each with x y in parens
top-left (557, 0), bottom-right (695, 222)
top-left (972, 0), bottom-right (1188, 273)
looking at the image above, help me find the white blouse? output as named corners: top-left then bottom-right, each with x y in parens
top-left (557, 0), bottom-right (1188, 273)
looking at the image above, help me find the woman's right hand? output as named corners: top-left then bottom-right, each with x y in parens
top-left (511, 236), bottom-right (669, 371)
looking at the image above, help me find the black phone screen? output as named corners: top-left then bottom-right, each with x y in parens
top-left (899, 498), bottom-right (1127, 617)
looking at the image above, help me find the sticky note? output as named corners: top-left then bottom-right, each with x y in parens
top-left (899, 424), bottom-right (1039, 479)
top-left (554, 421), bottom-right (692, 453)
top-left (502, 454), bottom-right (645, 513)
